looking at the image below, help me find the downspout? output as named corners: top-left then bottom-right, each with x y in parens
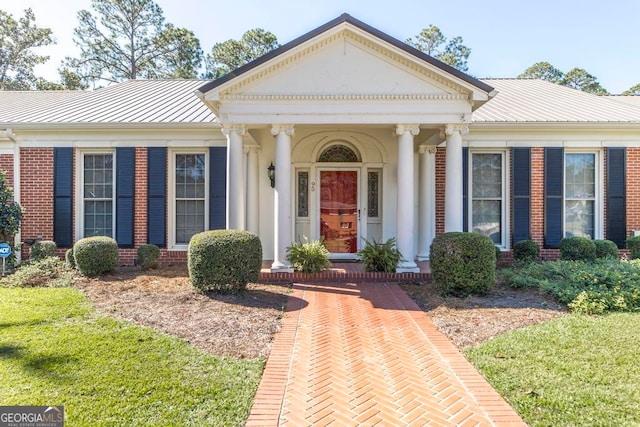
top-left (5, 129), bottom-right (21, 264)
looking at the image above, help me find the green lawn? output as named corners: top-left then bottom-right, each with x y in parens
top-left (466, 313), bottom-right (640, 426)
top-left (0, 287), bottom-right (262, 426)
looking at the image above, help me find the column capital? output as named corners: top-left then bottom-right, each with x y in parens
top-left (271, 124), bottom-right (295, 136)
top-left (243, 144), bottom-right (261, 154)
top-left (444, 124), bottom-right (469, 137)
top-left (419, 145), bottom-right (438, 155)
top-left (395, 124), bottom-right (420, 136)
top-left (221, 124), bottom-right (246, 137)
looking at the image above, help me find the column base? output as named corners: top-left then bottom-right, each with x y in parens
top-left (416, 254), bottom-right (430, 261)
top-left (396, 261), bottom-right (420, 273)
top-left (270, 261), bottom-right (294, 273)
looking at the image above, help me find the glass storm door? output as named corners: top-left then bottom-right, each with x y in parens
top-left (320, 170), bottom-right (359, 253)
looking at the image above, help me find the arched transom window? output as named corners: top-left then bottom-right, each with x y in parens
top-left (318, 144), bottom-right (359, 162)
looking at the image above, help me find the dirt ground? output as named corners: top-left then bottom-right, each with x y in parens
top-left (75, 266), bottom-right (568, 359)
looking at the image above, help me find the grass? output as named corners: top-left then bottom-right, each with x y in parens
top-left (466, 313), bottom-right (640, 426)
top-left (0, 287), bottom-right (263, 426)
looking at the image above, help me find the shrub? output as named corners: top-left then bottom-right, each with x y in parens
top-left (357, 237), bottom-right (402, 273)
top-left (627, 236), bottom-right (640, 260)
top-left (286, 238), bottom-right (330, 273)
top-left (65, 248), bottom-right (75, 268)
top-left (188, 230), bottom-right (262, 293)
top-left (137, 244), bottom-right (160, 270)
top-left (594, 239), bottom-right (618, 259)
top-left (499, 258), bottom-right (640, 314)
top-left (73, 236), bottom-right (118, 277)
top-left (29, 240), bottom-right (57, 262)
top-left (0, 257), bottom-right (73, 288)
top-left (430, 232), bottom-right (496, 297)
top-left (559, 236), bottom-right (596, 261)
top-left (513, 240), bottom-right (539, 263)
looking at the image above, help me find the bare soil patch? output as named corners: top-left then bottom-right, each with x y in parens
top-left (75, 266), bottom-right (290, 359)
top-left (400, 282), bottom-right (568, 349)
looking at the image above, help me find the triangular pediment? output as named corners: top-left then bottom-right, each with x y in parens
top-left (198, 14), bottom-right (495, 125)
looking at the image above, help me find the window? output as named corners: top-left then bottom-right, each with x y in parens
top-left (367, 170), bottom-right (380, 218)
top-left (469, 151), bottom-right (507, 247)
top-left (82, 153), bottom-right (114, 238)
top-left (297, 171), bottom-right (309, 218)
top-left (565, 152), bottom-right (597, 238)
top-left (173, 152), bottom-right (207, 246)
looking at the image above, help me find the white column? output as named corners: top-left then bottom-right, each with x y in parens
top-left (245, 145), bottom-right (260, 235)
top-left (417, 145), bottom-right (437, 260)
top-left (444, 124), bottom-right (469, 232)
top-left (222, 124), bottom-right (246, 230)
top-left (395, 124), bottom-right (420, 273)
top-left (271, 124), bottom-right (295, 272)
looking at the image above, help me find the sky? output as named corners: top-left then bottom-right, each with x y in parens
top-left (1, 0), bottom-right (639, 93)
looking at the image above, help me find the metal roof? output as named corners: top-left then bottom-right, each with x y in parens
top-left (605, 95), bottom-right (640, 108)
top-left (474, 79), bottom-right (640, 123)
top-left (197, 13), bottom-right (495, 96)
top-left (0, 80), bottom-right (216, 125)
top-left (2, 78), bottom-right (640, 127)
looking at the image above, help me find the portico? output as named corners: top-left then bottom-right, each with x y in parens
top-left (196, 13), bottom-right (495, 272)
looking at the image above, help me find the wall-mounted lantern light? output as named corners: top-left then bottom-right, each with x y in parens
top-left (267, 162), bottom-right (276, 188)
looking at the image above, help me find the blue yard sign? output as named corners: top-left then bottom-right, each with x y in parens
top-left (0, 242), bottom-right (11, 258)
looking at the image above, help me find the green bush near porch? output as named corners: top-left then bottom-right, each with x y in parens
top-left (73, 236), bottom-right (119, 277)
top-left (188, 230), bottom-right (262, 293)
top-left (286, 238), bottom-right (331, 273)
top-left (430, 232), bottom-right (496, 297)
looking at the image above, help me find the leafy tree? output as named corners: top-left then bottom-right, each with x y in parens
top-left (64, 0), bottom-right (203, 86)
top-left (405, 25), bottom-right (471, 72)
top-left (562, 67), bottom-right (608, 95)
top-left (0, 8), bottom-right (54, 90)
top-left (204, 28), bottom-right (279, 79)
top-left (518, 61), bottom-right (608, 94)
top-left (623, 83), bottom-right (640, 95)
top-left (0, 170), bottom-right (23, 244)
top-left (518, 61), bottom-right (564, 84)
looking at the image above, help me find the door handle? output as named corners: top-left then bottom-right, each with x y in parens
top-left (358, 209), bottom-right (361, 220)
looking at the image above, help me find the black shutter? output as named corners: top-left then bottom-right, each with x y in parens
top-left (116, 148), bottom-right (135, 248)
top-left (209, 147), bottom-right (227, 230)
top-left (544, 147), bottom-right (564, 248)
top-left (147, 148), bottom-right (166, 247)
top-left (512, 148), bottom-right (531, 243)
top-left (53, 148), bottom-right (73, 248)
top-left (607, 148), bottom-right (626, 247)
top-left (462, 147), bottom-right (468, 232)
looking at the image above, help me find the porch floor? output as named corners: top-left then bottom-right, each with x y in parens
top-left (259, 261), bottom-right (432, 283)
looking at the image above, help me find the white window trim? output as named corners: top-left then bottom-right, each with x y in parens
top-left (168, 149), bottom-right (209, 250)
top-left (467, 149), bottom-right (510, 251)
top-left (563, 149), bottom-right (604, 239)
top-left (74, 149), bottom-right (116, 241)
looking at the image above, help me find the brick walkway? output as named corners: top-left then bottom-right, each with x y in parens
top-left (247, 282), bottom-right (526, 426)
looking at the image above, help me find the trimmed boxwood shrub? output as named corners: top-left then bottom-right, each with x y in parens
top-left (188, 230), bottom-right (262, 293)
top-left (513, 240), bottom-right (539, 263)
top-left (627, 236), bottom-right (640, 260)
top-left (430, 232), bottom-right (496, 297)
top-left (29, 240), bottom-right (57, 262)
top-left (73, 236), bottom-right (118, 277)
top-left (559, 236), bottom-right (596, 261)
top-left (594, 239), bottom-right (618, 259)
top-left (137, 244), bottom-right (160, 269)
top-left (65, 248), bottom-right (75, 268)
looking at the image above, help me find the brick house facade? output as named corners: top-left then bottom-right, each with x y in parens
top-left (1, 14), bottom-right (639, 270)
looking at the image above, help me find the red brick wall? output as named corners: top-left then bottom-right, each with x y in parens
top-left (21, 148), bottom-right (55, 258)
top-left (627, 148), bottom-right (640, 238)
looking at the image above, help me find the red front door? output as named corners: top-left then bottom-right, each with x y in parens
top-left (320, 170), bottom-right (358, 253)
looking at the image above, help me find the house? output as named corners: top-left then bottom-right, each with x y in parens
top-left (1, 14), bottom-right (639, 271)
